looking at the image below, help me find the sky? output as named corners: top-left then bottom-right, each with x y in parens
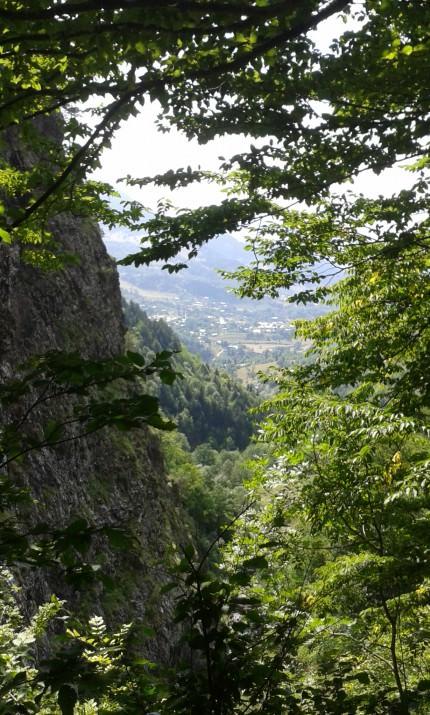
top-left (93, 101), bottom-right (414, 211)
top-left (92, 13), bottom-right (415, 218)
top-left (92, 100), bottom-right (252, 210)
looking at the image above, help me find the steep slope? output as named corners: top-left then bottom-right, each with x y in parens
top-left (105, 229), bottom-right (283, 305)
top-left (124, 300), bottom-right (257, 449)
top-left (0, 119), bottom-right (184, 662)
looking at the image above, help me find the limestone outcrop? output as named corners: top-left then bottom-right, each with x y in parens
top-left (0, 118), bottom-right (182, 662)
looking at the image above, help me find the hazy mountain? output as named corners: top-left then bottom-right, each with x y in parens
top-left (103, 230), bottom-right (251, 304)
top-left (102, 226), bottom-right (328, 378)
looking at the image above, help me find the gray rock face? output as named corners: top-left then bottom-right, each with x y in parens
top-left (0, 119), bottom-right (183, 663)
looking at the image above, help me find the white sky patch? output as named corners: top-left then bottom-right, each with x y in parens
top-left (91, 13), bottom-right (415, 214)
top-left (92, 98), bottom-right (415, 213)
top-left (91, 101), bottom-right (253, 209)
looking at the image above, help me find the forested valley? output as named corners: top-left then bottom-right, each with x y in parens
top-left (124, 299), bottom-right (263, 551)
top-left (0, 1), bottom-right (429, 713)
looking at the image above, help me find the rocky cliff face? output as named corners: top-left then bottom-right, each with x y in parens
top-left (0, 118), bottom-right (183, 662)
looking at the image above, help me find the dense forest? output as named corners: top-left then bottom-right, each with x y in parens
top-left (124, 298), bottom-right (262, 551)
top-left (123, 299), bottom-right (257, 450)
top-left (0, 1), bottom-right (429, 714)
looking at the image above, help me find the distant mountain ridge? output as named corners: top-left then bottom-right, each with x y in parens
top-left (103, 226), bottom-right (328, 373)
top-left (103, 230), bottom-right (251, 304)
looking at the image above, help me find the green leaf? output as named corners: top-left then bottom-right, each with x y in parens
top-left (230, 571), bottom-right (251, 586)
top-left (104, 527), bottom-right (132, 550)
top-left (242, 555), bottom-right (268, 570)
top-left (160, 581), bottom-right (178, 594)
top-left (0, 227), bottom-right (11, 244)
top-left (58, 684), bottom-right (78, 715)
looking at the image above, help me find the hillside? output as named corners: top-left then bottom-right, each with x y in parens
top-left (104, 229), bottom-right (324, 381)
top-left (2, 2), bottom-right (429, 712)
top-left (123, 299), bottom-right (257, 450)
top-left (0, 119), bottom-right (185, 663)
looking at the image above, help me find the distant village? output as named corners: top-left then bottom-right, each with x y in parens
top-left (121, 287), bottom-right (300, 375)
top-left (154, 299), bottom-right (292, 342)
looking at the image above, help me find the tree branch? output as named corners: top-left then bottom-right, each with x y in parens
top-left (0, 0), bottom-right (302, 22)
